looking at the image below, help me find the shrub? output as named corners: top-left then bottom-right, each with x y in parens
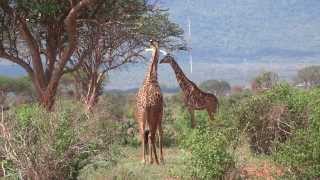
top-left (235, 84), bottom-right (309, 154)
top-left (118, 118), bottom-right (140, 147)
top-left (0, 101), bottom-right (120, 179)
top-left (274, 88), bottom-right (320, 179)
top-left (183, 126), bottom-right (235, 179)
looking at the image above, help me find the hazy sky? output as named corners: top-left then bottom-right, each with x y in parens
top-left (1, 1), bottom-right (320, 89)
top-left (162, 0), bottom-right (320, 60)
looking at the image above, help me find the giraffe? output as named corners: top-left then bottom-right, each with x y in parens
top-left (135, 39), bottom-right (164, 164)
top-left (160, 54), bottom-right (218, 128)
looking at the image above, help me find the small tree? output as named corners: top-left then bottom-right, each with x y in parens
top-left (200, 80), bottom-right (231, 96)
top-left (296, 65), bottom-right (320, 88)
top-left (251, 71), bottom-right (279, 91)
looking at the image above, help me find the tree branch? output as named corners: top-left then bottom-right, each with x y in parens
top-left (48, 0), bottom-right (95, 89)
top-left (18, 18), bottom-right (46, 88)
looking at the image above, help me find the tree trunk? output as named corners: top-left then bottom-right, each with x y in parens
top-left (33, 77), bottom-right (60, 111)
top-left (82, 73), bottom-right (105, 112)
top-left (40, 91), bottom-right (57, 111)
top-left (84, 86), bottom-right (99, 112)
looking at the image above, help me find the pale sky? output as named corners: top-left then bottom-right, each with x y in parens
top-left (1, 0), bottom-right (320, 89)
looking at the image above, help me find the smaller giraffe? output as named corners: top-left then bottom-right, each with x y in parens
top-left (160, 54), bottom-right (218, 128)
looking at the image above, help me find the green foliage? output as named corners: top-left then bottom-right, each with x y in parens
top-left (16, 0), bottom-right (68, 19)
top-left (118, 118), bottom-right (140, 148)
top-left (226, 89), bottom-right (252, 106)
top-left (235, 84), bottom-right (309, 154)
top-left (138, 10), bottom-right (185, 50)
top-left (200, 79), bottom-right (231, 96)
top-left (183, 127), bottom-right (235, 179)
top-left (274, 88), bottom-right (320, 179)
top-left (54, 109), bottom-right (75, 156)
top-left (0, 76), bottom-right (33, 94)
top-left (14, 104), bottom-right (38, 128)
top-left (171, 106), bottom-right (193, 145)
top-left (0, 101), bottom-right (121, 179)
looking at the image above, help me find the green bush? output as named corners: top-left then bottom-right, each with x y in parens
top-left (235, 84), bottom-right (309, 154)
top-left (183, 127), bottom-right (235, 179)
top-left (0, 101), bottom-right (120, 179)
top-left (274, 88), bottom-right (320, 179)
top-left (118, 118), bottom-right (140, 147)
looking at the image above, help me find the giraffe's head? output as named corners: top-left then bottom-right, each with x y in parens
top-left (149, 39), bottom-right (159, 49)
top-left (159, 54), bottom-right (174, 64)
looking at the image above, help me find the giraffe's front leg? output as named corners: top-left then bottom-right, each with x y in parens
top-left (138, 113), bottom-right (147, 164)
top-left (140, 132), bottom-right (146, 164)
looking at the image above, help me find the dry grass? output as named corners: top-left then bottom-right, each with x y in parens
top-left (78, 147), bottom-right (190, 180)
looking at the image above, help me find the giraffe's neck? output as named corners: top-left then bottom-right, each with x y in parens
top-left (170, 60), bottom-right (192, 91)
top-left (145, 48), bottom-right (159, 83)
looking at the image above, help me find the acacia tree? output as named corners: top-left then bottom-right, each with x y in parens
top-left (0, 76), bottom-right (34, 107)
top-left (0, 0), bottom-right (183, 111)
top-left (200, 80), bottom-right (231, 96)
top-left (296, 65), bottom-right (320, 88)
top-left (251, 71), bottom-right (279, 91)
top-left (70, 9), bottom-right (184, 111)
top-left (0, 0), bottom-right (100, 110)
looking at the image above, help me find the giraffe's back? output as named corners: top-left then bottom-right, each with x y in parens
top-left (183, 86), bottom-right (217, 110)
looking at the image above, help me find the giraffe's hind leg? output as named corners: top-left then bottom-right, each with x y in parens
top-left (188, 107), bottom-right (196, 128)
top-left (207, 99), bottom-right (218, 121)
top-left (207, 109), bottom-right (214, 121)
top-left (149, 130), bottom-right (159, 164)
top-left (147, 108), bottom-right (160, 165)
top-left (157, 108), bottom-right (164, 164)
top-left (158, 122), bottom-right (164, 164)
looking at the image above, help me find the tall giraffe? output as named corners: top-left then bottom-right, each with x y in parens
top-left (160, 54), bottom-right (218, 128)
top-left (135, 39), bottom-right (164, 164)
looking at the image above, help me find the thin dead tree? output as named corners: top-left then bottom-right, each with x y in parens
top-left (70, 21), bottom-right (146, 111)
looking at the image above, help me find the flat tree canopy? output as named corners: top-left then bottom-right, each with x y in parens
top-left (200, 80), bottom-right (231, 96)
top-left (0, 0), bottom-right (184, 110)
top-left (296, 65), bottom-right (320, 88)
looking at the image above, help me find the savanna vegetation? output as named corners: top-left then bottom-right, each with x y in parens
top-left (1, 74), bottom-right (320, 179)
top-left (0, 1), bottom-right (319, 180)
